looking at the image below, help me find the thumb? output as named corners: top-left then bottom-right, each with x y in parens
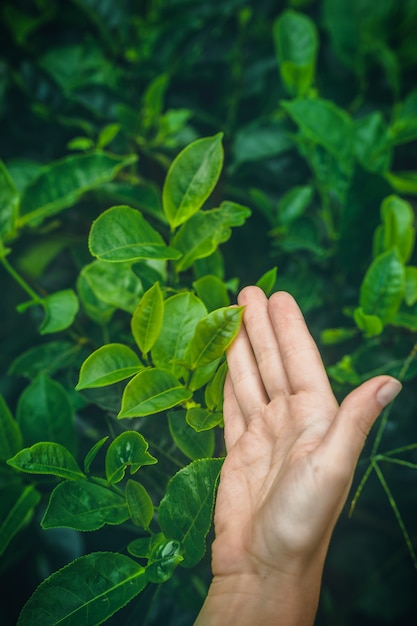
top-left (324, 375), bottom-right (402, 469)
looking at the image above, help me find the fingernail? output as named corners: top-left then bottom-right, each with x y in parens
top-left (376, 379), bottom-right (402, 408)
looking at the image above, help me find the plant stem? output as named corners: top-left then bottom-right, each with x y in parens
top-left (0, 255), bottom-right (42, 303)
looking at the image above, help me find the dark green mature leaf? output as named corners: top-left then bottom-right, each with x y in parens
top-left (76, 343), bottom-right (143, 390)
top-left (77, 272), bottom-right (116, 324)
top-left (118, 369), bottom-right (192, 419)
top-left (89, 205), bottom-right (181, 262)
top-left (282, 98), bottom-right (353, 165)
top-left (41, 479), bottom-right (129, 530)
top-left (40, 289), bottom-right (79, 334)
top-left (168, 411), bottom-right (215, 460)
top-left (125, 480), bottom-right (154, 529)
top-left (354, 112), bottom-right (392, 174)
top-left (163, 133), bottom-right (224, 229)
top-left (231, 120), bottom-right (293, 169)
top-left (17, 375), bottom-right (76, 453)
top-left (173, 201), bottom-right (251, 271)
top-left (273, 9), bottom-right (318, 96)
top-left (193, 275), bottom-right (230, 311)
top-left (131, 282), bottom-right (164, 355)
top-left (18, 152), bottom-right (137, 228)
top-left (84, 436), bottom-right (109, 474)
top-left (8, 340), bottom-right (81, 380)
top-left (276, 185), bottom-right (313, 226)
top-left (105, 431), bottom-right (157, 483)
top-left (186, 306), bottom-right (244, 369)
top-left (0, 485), bottom-right (41, 557)
top-left (7, 442), bottom-right (84, 480)
top-left (80, 260), bottom-right (143, 313)
top-left (158, 458), bottom-right (223, 567)
top-left (17, 552), bottom-right (147, 626)
top-left (359, 249), bottom-right (405, 323)
top-left (152, 292), bottom-right (207, 378)
top-left (0, 395), bottom-right (22, 460)
top-left (0, 160), bottom-right (19, 241)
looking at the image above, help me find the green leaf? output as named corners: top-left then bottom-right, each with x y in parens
top-left (7, 442), bottom-right (85, 480)
top-left (0, 395), bottom-right (23, 460)
top-left (8, 340), bottom-right (80, 380)
top-left (359, 249), bottom-right (405, 323)
top-left (354, 112), bottom-right (392, 174)
top-left (282, 98), bottom-right (353, 165)
top-left (163, 133), bottom-right (224, 229)
top-left (405, 267), bottom-right (417, 306)
top-left (97, 123), bottom-right (121, 149)
top-left (320, 327), bottom-right (358, 345)
top-left (189, 358), bottom-right (222, 392)
top-left (125, 480), bottom-right (154, 529)
top-left (41, 479), bottom-right (129, 530)
top-left (353, 307), bottom-right (384, 337)
top-left (193, 275), bottom-right (230, 311)
top-left (118, 369), bottom-right (192, 419)
top-left (273, 9), bottom-right (318, 96)
top-left (0, 160), bottom-right (19, 242)
top-left (256, 267), bottom-right (278, 297)
top-left (158, 458), bottom-right (223, 567)
top-left (84, 436), bottom-right (109, 474)
top-left (276, 185), bottom-right (314, 226)
top-left (18, 152), bottom-right (137, 228)
top-left (40, 289), bottom-right (79, 334)
top-left (131, 282), bottom-right (164, 355)
top-left (204, 360), bottom-right (228, 412)
top-left (17, 552), bottom-right (147, 626)
top-left (77, 272), bottom-right (116, 325)
top-left (17, 375), bottom-right (76, 453)
top-left (127, 537), bottom-right (152, 559)
top-left (0, 485), bottom-right (41, 557)
top-left (105, 431), bottom-right (157, 484)
top-left (168, 410), bottom-right (215, 460)
top-left (76, 343), bottom-right (143, 390)
top-left (173, 201), bottom-right (251, 271)
top-left (231, 120), bottom-right (293, 170)
top-left (89, 205), bottom-right (181, 262)
top-left (186, 408), bottom-right (223, 432)
top-left (373, 195), bottom-right (415, 263)
top-left (186, 306), bottom-right (244, 369)
top-left (80, 260), bottom-right (143, 313)
top-left (385, 171), bottom-right (417, 195)
top-left (146, 539), bottom-right (183, 584)
top-left (151, 292), bottom-right (207, 378)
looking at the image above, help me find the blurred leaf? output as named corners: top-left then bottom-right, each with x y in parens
top-left (354, 112), bottom-right (392, 174)
top-left (404, 267), bottom-right (417, 306)
top-left (0, 485), bottom-right (41, 558)
top-left (163, 134), bottom-right (224, 229)
top-left (131, 282), bottom-right (164, 355)
top-left (193, 275), bottom-right (230, 311)
top-left (118, 369), bottom-right (192, 419)
top-left (8, 442), bottom-right (85, 480)
top-left (353, 307), bottom-right (384, 337)
top-left (105, 431), bottom-right (157, 484)
top-left (276, 185), bottom-right (313, 226)
top-left (8, 340), bottom-right (80, 380)
top-left (41, 480), bottom-right (129, 530)
top-left (89, 205), bottom-right (180, 262)
top-left (373, 195), bottom-right (415, 262)
top-left (385, 171), bottom-right (417, 195)
top-left (125, 480), bottom-right (154, 529)
top-left (256, 267), bottom-right (278, 296)
top-left (231, 120), bottom-right (293, 169)
top-left (97, 123), bottom-right (120, 149)
top-left (158, 458), bottom-right (223, 567)
top-left (17, 552), bottom-right (146, 626)
top-left (168, 410), bottom-right (215, 460)
top-left (273, 9), bottom-right (318, 96)
top-left (0, 395), bottom-right (22, 461)
top-left (359, 249), bottom-right (405, 323)
top-left (0, 160), bottom-right (19, 242)
top-left (76, 344), bottom-right (143, 390)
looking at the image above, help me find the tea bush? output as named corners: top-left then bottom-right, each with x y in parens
top-left (1, 1), bottom-right (417, 625)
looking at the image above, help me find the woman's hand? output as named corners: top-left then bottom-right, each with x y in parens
top-left (196, 286), bottom-right (401, 625)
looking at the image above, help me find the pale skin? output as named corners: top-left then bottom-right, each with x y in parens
top-left (195, 286), bottom-right (402, 626)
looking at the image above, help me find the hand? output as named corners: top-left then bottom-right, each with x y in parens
top-left (196, 286), bottom-right (401, 625)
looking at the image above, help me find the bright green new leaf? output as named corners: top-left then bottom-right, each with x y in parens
top-left (0, 160), bottom-right (19, 242)
top-left (152, 292), bottom-right (207, 378)
top-left (373, 195), bottom-right (415, 263)
top-left (76, 343), bottom-right (143, 390)
top-left (7, 442), bottom-right (84, 480)
top-left (353, 308), bottom-right (384, 337)
top-left (146, 539), bottom-right (183, 584)
top-left (193, 275), bottom-right (230, 311)
top-left (385, 171), bottom-right (417, 196)
top-left (97, 123), bottom-right (121, 149)
top-left (173, 201), bottom-right (251, 272)
top-left (204, 360), bottom-right (228, 412)
top-left (281, 98), bottom-right (353, 165)
top-left (189, 358), bottom-right (221, 392)
top-left (168, 411), bottom-right (215, 460)
top-left (131, 282), bottom-right (164, 355)
top-left (276, 185), bottom-right (313, 226)
top-left (186, 306), bottom-right (244, 369)
top-left (186, 408), bottom-right (223, 433)
top-left (359, 249), bottom-right (405, 323)
top-left (256, 267), bottom-right (278, 297)
top-left (158, 458), bottom-right (224, 567)
top-left (273, 9), bottom-right (318, 96)
top-left (89, 205), bottom-right (181, 262)
top-left (105, 431), bottom-right (157, 483)
top-left (18, 152), bottom-right (137, 228)
top-left (17, 375), bottom-right (76, 453)
top-left (0, 485), bottom-right (41, 557)
top-left (40, 289), bottom-right (79, 334)
top-left (0, 395), bottom-right (22, 460)
top-left (80, 260), bottom-right (143, 313)
top-left (84, 436), bottom-right (109, 475)
top-left (405, 267), bottom-right (417, 306)
top-left (163, 133), bottom-right (224, 229)
top-left (41, 479), bottom-right (129, 531)
top-left (125, 480), bottom-right (154, 529)
top-left (320, 328), bottom-right (358, 345)
top-left (118, 369), bottom-right (192, 419)
top-left (17, 552), bottom-right (147, 626)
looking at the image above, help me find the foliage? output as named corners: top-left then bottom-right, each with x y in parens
top-left (0, 1), bottom-right (417, 625)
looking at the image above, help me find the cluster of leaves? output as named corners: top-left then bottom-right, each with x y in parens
top-left (1, 1), bottom-right (417, 625)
